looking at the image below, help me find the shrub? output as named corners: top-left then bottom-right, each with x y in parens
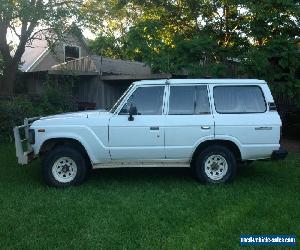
top-left (0, 86), bottom-right (76, 142)
top-left (0, 96), bottom-right (39, 141)
top-left (40, 85), bottom-right (76, 115)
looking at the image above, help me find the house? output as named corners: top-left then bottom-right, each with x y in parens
top-left (20, 31), bottom-right (90, 73)
top-left (19, 30), bottom-right (170, 109)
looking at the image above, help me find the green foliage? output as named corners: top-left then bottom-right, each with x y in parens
top-left (0, 96), bottom-right (40, 141)
top-left (238, 37), bottom-right (300, 103)
top-left (0, 86), bottom-right (76, 141)
top-left (40, 85), bottom-right (76, 115)
top-left (87, 0), bottom-right (300, 103)
top-left (89, 35), bottom-right (124, 59)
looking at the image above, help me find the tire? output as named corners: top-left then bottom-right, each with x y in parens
top-left (193, 145), bottom-right (237, 184)
top-left (42, 145), bottom-right (88, 187)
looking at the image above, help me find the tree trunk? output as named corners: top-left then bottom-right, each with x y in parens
top-left (223, 4), bottom-right (230, 46)
top-left (0, 60), bottom-right (18, 95)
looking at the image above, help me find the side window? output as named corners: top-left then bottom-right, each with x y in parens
top-left (214, 86), bottom-right (266, 113)
top-left (195, 86), bottom-right (211, 114)
top-left (169, 85), bottom-right (210, 115)
top-left (119, 86), bottom-right (164, 115)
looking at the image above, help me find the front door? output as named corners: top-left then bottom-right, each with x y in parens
top-left (109, 85), bottom-right (166, 160)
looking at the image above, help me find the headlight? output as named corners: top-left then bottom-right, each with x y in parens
top-left (28, 129), bottom-right (35, 144)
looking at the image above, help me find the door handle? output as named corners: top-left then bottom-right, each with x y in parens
top-left (201, 126), bottom-right (211, 130)
top-left (150, 126), bottom-right (159, 130)
top-left (255, 127), bottom-right (272, 130)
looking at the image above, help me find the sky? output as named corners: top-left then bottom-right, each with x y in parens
top-left (7, 27), bottom-right (96, 48)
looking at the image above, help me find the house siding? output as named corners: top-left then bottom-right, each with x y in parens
top-left (75, 76), bottom-right (131, 109)
top-left (30, 34), bottom-right (90, 72)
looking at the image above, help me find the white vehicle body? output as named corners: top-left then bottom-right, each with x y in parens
top-left (15, 79), bottom-right (284, 167)
top-left (14, 79), bottom-right (288, 186)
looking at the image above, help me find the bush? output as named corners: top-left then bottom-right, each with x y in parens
top-left (40, 85), bottom-right (76, 115)
top-left (0, 86), bottom-right (76, 142)
top-left (0, 96), bottom-right (38, 141)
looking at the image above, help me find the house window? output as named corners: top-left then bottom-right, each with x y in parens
top-left (64, 45), bottom-right (80, 62)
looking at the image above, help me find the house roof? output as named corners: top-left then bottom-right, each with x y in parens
top-left (20, 38), bottom-right (49, 72)
top-left (19, 29), bottom-right (90, 72)
top-left (90, 55), bottom-right (151, 75)
top-left (49, 55), bottom-right (174, 80)
top-left (50, 55), bottom-right (152, 76)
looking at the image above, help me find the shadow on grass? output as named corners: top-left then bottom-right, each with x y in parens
top-left (90, 167), bottom-right (193, 183)
top-left (19, 156), bottom-right (294, 189)
top-left (88, 163), bottom-right (269, 186)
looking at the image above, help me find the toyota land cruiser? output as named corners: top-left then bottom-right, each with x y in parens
top-left (14, 79), bottom-right (288, 187)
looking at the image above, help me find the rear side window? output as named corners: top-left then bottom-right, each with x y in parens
top-left (214, 86), bottom-right (266, 113)
top-left (169, 85), bottom-right (210, 115)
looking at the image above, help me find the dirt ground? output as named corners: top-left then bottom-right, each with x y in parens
top-left (281, 137), bottom-right (300, 153)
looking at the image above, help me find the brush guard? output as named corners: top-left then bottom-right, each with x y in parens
top-left (13, 117), bottom-right (41, 165)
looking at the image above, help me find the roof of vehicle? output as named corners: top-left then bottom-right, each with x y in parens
top-left (134, 79), bottom-right (267, 85)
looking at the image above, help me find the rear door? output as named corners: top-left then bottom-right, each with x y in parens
top-left (211, 84), bottom-right (281, 159)
top-left (164, 84), bottom-right (215, 160)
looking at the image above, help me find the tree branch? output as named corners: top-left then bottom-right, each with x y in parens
top-left (8, 23), bottom-right (21, 39)
top-left (27, 27), bottom-right (52, 42)
top-left (13, 20), bottom-right (38, 62)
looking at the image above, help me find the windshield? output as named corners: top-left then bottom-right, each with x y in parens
top-left (109, 84), bottom-right (134, 113)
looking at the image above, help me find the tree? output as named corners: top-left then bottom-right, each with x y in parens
top-left (81, 0), bottom-right (143, 59)
top-left (238, 0), bottom-right (300, 102)
top-left (0, 0), bottom-right (82, 95)
top-left (85, 0), bottom-right (250, 74)
top-left (89, 35), bottom-right (125, 59)
top-left (87, 0), bottom-right (300, 102)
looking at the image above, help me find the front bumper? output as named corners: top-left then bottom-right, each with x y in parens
top-left (271, 147), bottom-right (288, 160)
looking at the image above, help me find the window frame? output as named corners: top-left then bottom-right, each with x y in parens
top-left (63, 44), bottom-right (81, 62)
top-left (167, 84), bottom-right (211, 115)
top-left (213, 85), bottom-right (267, 114)
top-left (110, 84), bottom-right (134, 113)
top-left (117, 85), bottom-right (166, 116)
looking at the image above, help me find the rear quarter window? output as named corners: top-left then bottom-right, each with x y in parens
top-left (213, 86), bottom-right (266, 113)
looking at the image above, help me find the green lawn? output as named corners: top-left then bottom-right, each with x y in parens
top-left (0, 143), bottom-right (299, 249)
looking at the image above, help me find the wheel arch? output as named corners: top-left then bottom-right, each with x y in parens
top-left (39, 137), bottom-right (92, 166)
top-left (191, 139), bottom-right (242, 165)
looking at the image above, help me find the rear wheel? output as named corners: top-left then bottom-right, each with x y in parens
top-left (193, 145), bottom-right (237, 184)
top-left (43, 145), bottom-right (88, 187)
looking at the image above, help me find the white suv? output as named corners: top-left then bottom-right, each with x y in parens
top-left (14, 79), bottom-right (287, 187)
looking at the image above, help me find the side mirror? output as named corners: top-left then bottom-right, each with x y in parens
top-left (128, 105), bottom-right (137, 121)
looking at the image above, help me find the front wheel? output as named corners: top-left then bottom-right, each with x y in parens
top-left (42, 145), bottom-right (88, 187)
top-left (193, 145), bottom-right (237, 184)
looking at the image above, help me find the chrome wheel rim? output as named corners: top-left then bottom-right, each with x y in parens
top-left (204, 154), bottom-right (228, 181)
top-left (52, 157), bottom-right (77, 183)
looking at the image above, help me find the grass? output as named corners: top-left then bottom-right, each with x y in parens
top-left (0, 143), bottom-right (299, 249)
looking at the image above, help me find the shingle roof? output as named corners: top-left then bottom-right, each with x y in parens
top-left (51, 55), bottom-right (151, 75)
top-left (19, 38), bottom-right (48, 72)
top-left (90, 55), bottom-right (151, 75)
